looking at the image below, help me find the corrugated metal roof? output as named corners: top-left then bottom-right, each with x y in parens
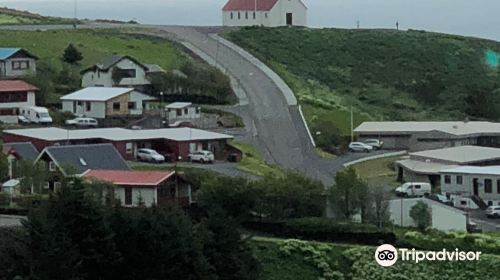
top-left (60, 87), bottom-right (134, 101)
top-left (0, 80), bottom-right (38, 93)
top-left (410, 145), bottom-right (500, 164)
top-left (223, 0), bottom-right (279, 11)
top-left (166, 102), bottom-right (193, 109)
top-left (397, 159), bottom-right (458, 174)
top-left (3, 142), bottom-right (39, 161)
top-left (4, 127), bottom-right (234, 142)
top-left (84, 170), bottom-right (175, 186)
top-left (0, 48), bottom-right (20, 60)
top-left (441, 166), bottom-right (500, 176)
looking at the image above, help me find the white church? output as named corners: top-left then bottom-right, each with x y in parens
top-left (222, 0), bottom-right (307, 27)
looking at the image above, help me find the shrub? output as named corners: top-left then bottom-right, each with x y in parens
top-left (0, 192), bottom-right (10, 206)
top-left (14, 194), bottom-right (46, 209)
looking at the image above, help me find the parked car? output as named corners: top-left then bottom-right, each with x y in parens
top-left (348, 142), bottom-right (373, 153)
top-left (188, 150), bottom-right (215, 164)
top-left (467, 221), bottom-right (482, 233)
top-left (363, 139), bottom-right (384, 150)
top-left (137, 148), bottom-right (165, 163)
top-left (395, 182), bottom-right (431, 197)
top-left (66, 117), bottom-right (98, 127)
top-left (486, 206), bottom-right (500, 219)
top-left (19, 106), bottom-right (52, 124)
top-left (434, 194), bottom-right (453, 205)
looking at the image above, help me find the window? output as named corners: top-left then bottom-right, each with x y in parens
top-left (456, 175), bottom-right (463, 185)
top-left (238, 12), bottom-right (241, 19)
top-left (54, 182), bottom-right (62, 192)
top-left (119, 69), bottom-right (136, 78)
top-left (126, 143), bottom-right (133, 154)
top-left (245, 12), bottom-right (248, 19)
top-left (49, 161), bottom-right (56, 172)
top-left (176, 109), bottom-right (182, 116)
top-left (113, 102), bottom-right (121, 111)
top-left (128, 102), bottom-right (136, 110)
top-left (0, 92), bottom-right (28, 103)
top-left (414, 185), bottom-right (421, 189)
top-left (230, 12), bottom-right (233, 19)
top-left (485, 179), bottom-right (493, 193)
top-left (196, 107), bottom-right (201, 114)
top-left (11, 60), bottom-right (29, 70)
top-left (253, 12), bottom-right (256, 19)
top-left (77, 101), bottom-right (83, 106)
top-left (488, 201), bottom-right (493, 206)
top-left (460, 200), bottom-right (467, 206)
top-left (184, 108), bottom-right (188, 115)
top-left (125, 188), bottom-right (132, 206)
top-left (444, 175), bottom-right (451, 184)
top-left (265, 13), bottom-right (268, 18)
top-left (85, 101), bottom-right (91, 112)
top-left (497, 180), bottom-right (500, 194)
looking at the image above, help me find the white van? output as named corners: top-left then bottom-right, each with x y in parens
top-left (19, 106), bottom-right (53, 124)
top-left (395, 182), bottom-right (431, 197)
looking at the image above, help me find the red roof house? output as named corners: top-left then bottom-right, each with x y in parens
top-left (0, 80), bottom-right (38, 123)
top-left (83, 170), bottom-right (192, 207)
top-left (0, 80), bottom-right (38, 92)
top-left (222, 0), bottom-right (307, 27)
top-left (223, 0), bottom-right (279, 11)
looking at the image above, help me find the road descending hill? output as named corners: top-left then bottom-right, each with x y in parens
top-left (226, 27), bottom-right (500, 151)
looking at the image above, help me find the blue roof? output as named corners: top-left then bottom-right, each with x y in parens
top-left (0, 48), bottom-right (21, 60)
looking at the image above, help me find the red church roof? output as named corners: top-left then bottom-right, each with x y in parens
top-left (83, 170), bottom-right (176, 187)
top-left (0, 80), bottom-right (38, 93)
top-left (223, 0), bottom-right (279, 11)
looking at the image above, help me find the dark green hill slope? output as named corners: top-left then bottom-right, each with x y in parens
top-left (226, 27), bottom-right (500, 142)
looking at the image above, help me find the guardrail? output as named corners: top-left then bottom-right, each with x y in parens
top-left (343, 151), bottom-right (407, 167)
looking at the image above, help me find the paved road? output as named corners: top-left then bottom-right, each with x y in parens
top-left (469, 210), bottom-right (500, 232)
top-left (0, 215), bottom-right (24, 227)
top-left (0, 23), bottom-right (392, 185)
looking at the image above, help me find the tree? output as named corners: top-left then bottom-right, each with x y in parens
top-left (330, 167), bottom-right (369, 221)
top-left (364, 189), bottom-right (390, 228)
top-left (409, 201), bottom-right (431, 231)
top-left (0, 152), bottom-right (8, 182)
top-left (62, 43), bottom-right (83, 64)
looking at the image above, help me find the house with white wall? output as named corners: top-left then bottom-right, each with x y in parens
top-left (0, 80), bottom-right (37, 123)
top-left (441, 166), bottom-right (500, 209)
top-left (61, 87), bottom-right (157, 119)
top-left (0, 48), bottom-right (37, 78)
top-left (81, 55), bottom-right (164, 90)
top-left (166, 102), bottom-right (201, 122)
top-left (222, 0), bottom-right (307, 27)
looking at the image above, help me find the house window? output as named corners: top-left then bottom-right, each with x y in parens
top-left (113, 102), bottom-right (121, 112)
top-left (128, 102), bottom-right (136, 110)
top-left (120, 69), bottom-right (136, 78)
top-left (85, 101), bottom-right (91, 112)
top-left (238, 12), bottom-right (241, 19)
top-left (488, 201), bottom-right (493, 206)
top-left (11, 60), bottom-right (29, 70)
top-left (77, 101), bottom-right (83, 106)
top-left (456, 175), bottom-right (463, 185)
top-left (176, 109), bottom-right (182, 116)
top-left (230, 12), bottom-right (233, 19)
top-left (184, 108), bottom-right (188, 115)
top-left (497, 180), bottom-right (500, 193)
top-left (485, 179), bottom-right (493, 193)
top-left (265, 13), bottom-right (268, 18)
top-left (54, 182), bottom-right (62, 192)
top-left (245, 12), bottom-right (248, 19)
top-left (444, 175), bottom-right (451, 184)
top-left (49, 161), bottom-right (56, 172)
top-left (253, 12), bottom-right (256, 19)
top-left (196, 107), bottom-right (201, 114)
top-left (124, 188), bottom-right (133, 206)
top-left (126, 143), bottom-right (133, 154)
top-left (460, 200), bottom-right (467, 206)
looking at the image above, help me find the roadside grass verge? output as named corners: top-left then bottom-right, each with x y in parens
top-left (350, 155), bottom-right (402, 180)
top-left (230, 141), bottom-right (284, 178)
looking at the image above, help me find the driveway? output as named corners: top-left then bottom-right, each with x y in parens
top-left (0, 215), bottom-right (25, 228)
top-left (469, 210), bottom-right (500, 232)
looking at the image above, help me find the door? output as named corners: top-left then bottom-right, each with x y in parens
top-left (473, 178), bottom-right (479, 196)
top-left (286, 13), bottom-right (293, 25)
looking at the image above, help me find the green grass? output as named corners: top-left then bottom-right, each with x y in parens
top-left (252, 238), bottom-right (500, 280)
top-left (230, 141), bottom-right (284, 178)
top-left (0, 29), bottom-right (184, 72)
top-left (0, 7), bottom-right (76, 25)
top-left (351, 156), bottom-right (402, 180)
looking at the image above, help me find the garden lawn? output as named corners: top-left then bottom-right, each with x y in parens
top-left (230, 141), bottom-right (284, 178)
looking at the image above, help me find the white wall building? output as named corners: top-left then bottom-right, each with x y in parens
top-left (222, 0), bottom-right (307, 27)
top-left (389, 198), bottom-right (467, 232)
top-left (61, 87), bottom-right (156, 119)
top-left (0, 80), bottom-right (37, 123)
top-left (0, 48), bottom-right (37, 78)
top-left (81, 55), bottom-right (164, 88)
top-left (166, 102), bottom-right (201, 121)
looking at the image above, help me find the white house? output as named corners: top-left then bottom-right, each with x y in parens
top-left (389, 198), bottom-right (467, 232)
top-left (222, 0), bottom-right (307, 27)
top-left (81, 55), bottom-right (164, 89)
top-left (61, 87), bottom-right (157, 119)
top-left (0, 48), bottom-right (37, 78)
top-left (166, 102), bottom-right (201, 121)
top-left (0, 80), bottom-right (37, 123)
top-left (441, 166), bottom-right (500, 209)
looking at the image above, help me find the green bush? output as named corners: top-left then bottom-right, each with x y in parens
top-left (14, 194), bottom-right (46, 209)
top-left (0, 192), bottom-right (10, 206)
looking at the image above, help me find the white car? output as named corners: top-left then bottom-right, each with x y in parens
top-left (188, 151), bottom-right (215, 164)
top-left (348, 142), bottom-right (373, 153)
top-left (66, 117), bottom-right (98, 127)
top-left (395, 182), bottom-right (431, 197)
top-left (363, 139), bottom-right (384, 150)
top-left (137, 148), bottom-right (165, 163)
top-left (486, 206), bottom-right (500, 219)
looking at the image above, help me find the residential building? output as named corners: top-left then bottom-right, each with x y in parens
top-left (2, 142), bottom-right (39, 179)
top-left (389, 197), bottom-right (467, 232)
top-left (83, 170), bottom-right (192, 207)
top-left (441, 166), bottom-right (500, 209)
top-left (81, 55), bottom-right (164, 90)
top-left (0, 80), bottom-right (37, 123)
top-left (0, 48), bottom-right (37, 78)
top-left (165, 102), bottom-right (201, 125)
top-left (3, 127), bottom-right (234, 162)
top-left (354, 121), bottom-right (500, 151)
top-left (222, 0), bottom-right (307, 27)
top-left (34, 144), bottom-right (129, 191)
top-left (60, 87), bottom-right (157, 118)
top-left (395, 145), bottom-right (500, 185)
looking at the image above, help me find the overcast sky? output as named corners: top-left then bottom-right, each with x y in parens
top-left (1, 0), bottom-right (499, 41)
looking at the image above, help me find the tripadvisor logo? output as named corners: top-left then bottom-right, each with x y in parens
top-left (374, 244), bottom-right (482, 267)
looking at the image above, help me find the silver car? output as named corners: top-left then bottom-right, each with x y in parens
top-left (364, 139), bottom-right (384, 150)
top-left (348, 142), bottom-right (373, 153)
top-left (137, 148), bottom-right (165, 163)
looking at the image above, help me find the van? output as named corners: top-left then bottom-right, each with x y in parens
top-left (395, 182), bottom-right (431, 197)
top-left (19, 106), bottom-right (53, 124)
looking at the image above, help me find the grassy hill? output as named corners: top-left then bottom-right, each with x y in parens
top-left (0, 7), bottom-right (76, 25)
top-left (253, 238), bottom-right (500, 280)
top-left (225, 27), bottom-right (500, 150)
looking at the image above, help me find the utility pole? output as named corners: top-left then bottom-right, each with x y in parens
top-left (357, 20), bottom-right (360, 29)
top-left (73, 0), bottom-right (78, 28)
top-left (350, 106), bottom-right (354, 142)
